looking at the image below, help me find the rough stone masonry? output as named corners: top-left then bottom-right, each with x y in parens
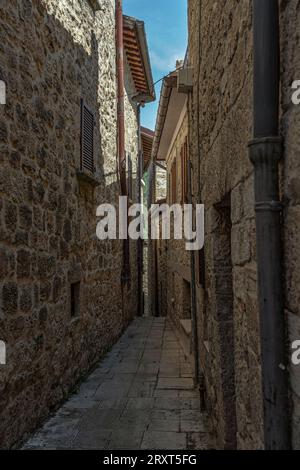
top-left (0, 0), bottom-right (140, 449)
top-left (188, 0), bottom-right (300, 450)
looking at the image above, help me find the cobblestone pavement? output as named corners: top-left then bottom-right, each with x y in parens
top-left (23, 318), bottom-right (211, 450)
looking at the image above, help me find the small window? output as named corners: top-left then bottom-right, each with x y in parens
top-left (198, 248), bottom-right (206, 288)
top-left (80, 100), bottom-right (94, 173)
top-left (70, 282), bottom-right (80, 318)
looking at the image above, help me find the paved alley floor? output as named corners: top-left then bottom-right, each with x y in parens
top-left (24, 318), bottom-right (211, 450)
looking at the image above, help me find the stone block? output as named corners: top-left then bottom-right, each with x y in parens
top-left (2, 282), bottom-right (18, 315)
top-left (231, 184), bottom-right (243, 225)
top-left (19, 205), bottom-right (32, 230)
top-left (0, 248), bottom-right (8, 278)
top-left (37, 254), bottom-right (56, 278)
top-left (4, 200), bottom-right (17, 232)
top-left (17, 249), bottom-right (31, 278)
top-left (19, 286), bottom-right (32, 313)
top-left (39, 306), bottom-right (48, 323)
top-left (285, 205), bottom-right (300, 317)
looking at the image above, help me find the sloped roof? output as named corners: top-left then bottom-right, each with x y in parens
top-left (123, 15), bottom-right (155, 103)
top-left (152, 73), bottom-right (187, 162)
top-left (141, 126), bottom-right (154, 170)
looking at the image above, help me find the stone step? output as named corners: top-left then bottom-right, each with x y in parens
top-left (156, 377), bottom-right (194, 390)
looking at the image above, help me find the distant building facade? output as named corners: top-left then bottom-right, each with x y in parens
top-left (148, 70), bottom-right (191, 351)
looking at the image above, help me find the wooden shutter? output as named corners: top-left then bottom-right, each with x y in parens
top-left (181, 137), bottom-right (188, 204)
top-left (180, 145), bottom-right (184, 204)
top-left (171, 160), bottom-right (177, 204)
top-left (81, 100), bottom-right (94, 173)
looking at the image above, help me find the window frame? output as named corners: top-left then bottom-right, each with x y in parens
top-left (80, 99), bottom-right (95, 174)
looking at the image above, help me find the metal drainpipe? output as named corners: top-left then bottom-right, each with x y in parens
top-left (116, 0), bottom-right (130, 283)
top-left (187, 160), bottom-right (199, 385)
top-left (152, 162), bottom-right (159, 317)
top-left (137, 104), bottom-right (144, 316)
top-left (249, 0), bottom-right (290, 449)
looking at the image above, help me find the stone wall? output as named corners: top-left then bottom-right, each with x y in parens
top-left (155, 166), bottom-right (167, 201)
top-left (165, 111), bottom-right (191, 333)
top-left (188, 0), bottom-right (300, 450)
top-left (188, 0), bottom-right (263, 449)
top-left (0, 0), bottom-right (139, 449)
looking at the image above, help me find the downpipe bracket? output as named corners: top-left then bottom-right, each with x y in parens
top-left (255, 201), bottom-right (282, 212)
top-left (248, 136), bottom-right (283, 166)
top-left (249, 136), bottom-right (283, 214)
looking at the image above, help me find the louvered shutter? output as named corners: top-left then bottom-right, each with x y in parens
top-left (183, 137), bottom-right (188, 203)
top-left (80, 100), bottom-right (94, 173)
top-left (171, 160), bottom-right (177, 204)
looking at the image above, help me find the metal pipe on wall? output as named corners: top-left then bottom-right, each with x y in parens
top-left (116, 0), bottom-right (126, 194)
top-left (116, 0), bottom-right (130, 283)
top-left (137, 104), bottom-right (144, 316)
top-left (187, 160), bottom-right (199, 385)
top-left (249, 0), bottom-right (290, 449)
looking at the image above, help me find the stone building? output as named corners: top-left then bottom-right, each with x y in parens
top-left (0, 0), bottom-right (154, 449)
top-left (148, 69), bottom-right (192, 353)
top-left (186, 0), bottom-right (299, 451)
top-left (140, 126), bottom-right (154, 317)
top-left (148, 0), bottom-right (300, 451)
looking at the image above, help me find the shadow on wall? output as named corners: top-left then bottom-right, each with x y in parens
top-left (0, 0), bottom-right (136, 449)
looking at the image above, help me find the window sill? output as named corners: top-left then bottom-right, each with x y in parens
top-left (77, 170), bottom-right (101, 187)
top-left (69, 316), bottom-right (81, 326)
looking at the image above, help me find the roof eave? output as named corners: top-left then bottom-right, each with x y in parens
top-left (135, 19), bottom-right (156, 103)
top-left (123, 15), bottom-right (155, 103)
top-left (151, 74), bottom-right (178, 161)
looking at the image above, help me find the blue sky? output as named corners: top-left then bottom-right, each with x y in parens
top-left (123, 0), bottom-right (188, 131)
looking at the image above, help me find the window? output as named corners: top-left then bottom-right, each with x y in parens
top-left (181, 137), bottom-right (188, 204)
top-left (198, 248), bottom-right (206, 288)
top-left (80, 100), bottom-right (94, 173)
top-left (70, 282), bottom-right (80, 318)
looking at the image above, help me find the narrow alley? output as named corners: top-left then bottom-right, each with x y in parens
top-left (1, 0), bottom-right (300, 454)
top-left (23, 318), bottom-right (211, 450)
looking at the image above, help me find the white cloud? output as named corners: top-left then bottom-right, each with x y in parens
top-left (150, 49), bottom-right (186, 73)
